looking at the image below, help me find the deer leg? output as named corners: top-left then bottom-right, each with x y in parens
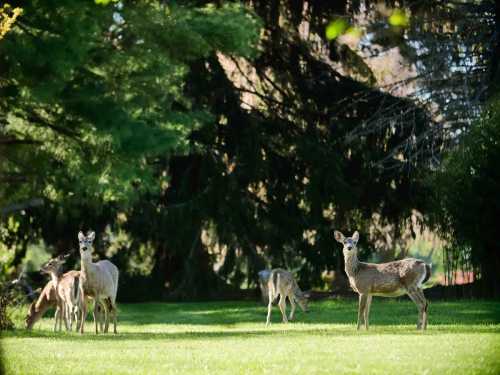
top-left (104, 298), bottom-right (110, 333)
top-left (407, 288), bottom-right (424, 330)
top-left (94, 304), bottom-right (101, 332)
top-left (278, 295), bottom-right (288, 323)
top-left (101, 301), bottom-right (109, 333)
top-left (53, 305), bottom-right (60, 332)
top-left (58, 302), bottom-right (64, 332)
top-left (79, 301), bottom-right (86, 334)
top-left (74, 305), bottom-right (79, 331)
top-left (63, 303), bottom-right (70, 331)
top-left (266, 294), bottom-right (273, 326)
top-left (110, 298), bottom-right (118, 334)
top-left (416, 288), bottom-right (428, 330)
top-left (93, 297), bottom-right (100, 334)
top-left (357, 294), bottom-right (367, 330)
top-left (66, 304), bottom-right (71, 331)
top-left (79, 290), bottom-right (86, 334)
top-left (288, 295), bottom-right (297, 321)
top-left (364, 295), bottom-right (373, 330)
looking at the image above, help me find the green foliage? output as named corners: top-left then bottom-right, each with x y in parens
top-left (3, 300), bottom-right (500, 374)
top-left (0, 0), bottom-right (261, 206)
top-left (1, 0), bottom-right (496, 301)
top-left (429, 97), bottom-right (500, 295)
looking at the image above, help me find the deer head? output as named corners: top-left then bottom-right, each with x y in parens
top-left (78, 231), bottom-right (95, 261)
top-left (297, 290), bottom-right (311, 312)
top-left (334, 230), bottom-right (359, 255)
top-left (40, 254), bottom-right (69, 275)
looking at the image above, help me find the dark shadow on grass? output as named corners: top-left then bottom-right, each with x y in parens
top-left (114, 299), bottom-right (500, 327)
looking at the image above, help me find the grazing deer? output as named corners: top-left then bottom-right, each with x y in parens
top-left (25, 277), bottom-right (58, 330)
top-left (334, 230), bottom-right (432, 330)
top-left (25, 272), bottom-right (104, 331)
top-left (40, 255), bottom-right (81, 331)
top-left (78, 231), bottom-right (119, 334)
top-left (266, 268), bottom-right (310, 326)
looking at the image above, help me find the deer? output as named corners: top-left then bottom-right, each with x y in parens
top-left (26, 275), bottom-right (59, 330)
top-left (266, 268), bottom-right (310, 326)
top-left (258, 269), bottom-right (271, 304)
top-left (25, 271), bottom-right (104, 331)
top-left (40, 255), bottom-right (81, 331)
top-left (334, 230), bottom-right (432, 330)
top-left (78, 230), bottom-right (119, 334)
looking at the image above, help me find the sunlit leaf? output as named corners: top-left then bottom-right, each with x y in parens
top-left (325, 19), bottom-right (349, 40)
top-left (388, 9), bottom-right (409, 27)
top-left (94, 0), bottom-right (117, 5)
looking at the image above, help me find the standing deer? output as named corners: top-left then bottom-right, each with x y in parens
top-left (266, 268), bottom-right (310, 326)
top-left (40, 255), bottom-right (81, 331)
top-left (334, 230), bottom-right (431, 330)
top-left (78, 231), bottom-right (119, 334)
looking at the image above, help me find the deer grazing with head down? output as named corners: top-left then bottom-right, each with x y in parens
top-left (334, 230), bottom-right (431, 330)
top-left (26, 275), bottom-right (59, 330)
top-left (39, 255), bottom-right (81, 331)
top-left (266, 268), bottom-right (310, 326)
top-left (78, 231), bottom-right (119, 334)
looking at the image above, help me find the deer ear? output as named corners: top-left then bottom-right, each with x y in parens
top-left (334, 231), bottom-right (345, 243)
top-left (352, 231), bottom-right (359, 244)
top-left (78, 231), bottom-right (85, 241)
top-left (87, 231), bottom-right (95, 241)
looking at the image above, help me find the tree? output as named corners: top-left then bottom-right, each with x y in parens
top-left (0, 0), bottom-right (261, 289)
top-left (429, 97), bottom-right (500, 297)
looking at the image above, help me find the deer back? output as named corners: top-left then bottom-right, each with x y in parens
top-left (81, 259), bottom-right (118, 299)
top-left (352, 259), bottom-right (429, 296)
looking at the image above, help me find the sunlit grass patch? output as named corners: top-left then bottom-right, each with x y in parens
top-left (1, 299), bottom-right (499, 374)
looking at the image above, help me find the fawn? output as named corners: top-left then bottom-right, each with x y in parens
top-left (40, 255), bottom-right (81, 331)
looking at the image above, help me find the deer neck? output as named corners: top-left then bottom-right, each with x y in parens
top-left (343, 249), bottom-right (360, 276)
top-left (80, 256), bottom-right (92, 276)
top-left (48, 271), bottom-right (61, 292)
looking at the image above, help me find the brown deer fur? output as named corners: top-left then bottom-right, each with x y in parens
top-left (25, 271), bottom-right (104, 331)
top-left (334, 230), bottom-right (431, 330)
top-left (266, 268), bottom-right (309, 325)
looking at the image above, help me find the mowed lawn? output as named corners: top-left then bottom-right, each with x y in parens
top-left (1, 299), bottom-right (500, 375)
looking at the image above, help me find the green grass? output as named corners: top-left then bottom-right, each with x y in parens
top-left (2, 299), bottom-right (500, 374)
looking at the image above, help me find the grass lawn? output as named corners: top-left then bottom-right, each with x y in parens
top-left (1, 298), bottom-right (500, 374)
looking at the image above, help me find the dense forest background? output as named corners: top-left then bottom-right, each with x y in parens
top-left (1, 0), bottom-right (499, 300)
